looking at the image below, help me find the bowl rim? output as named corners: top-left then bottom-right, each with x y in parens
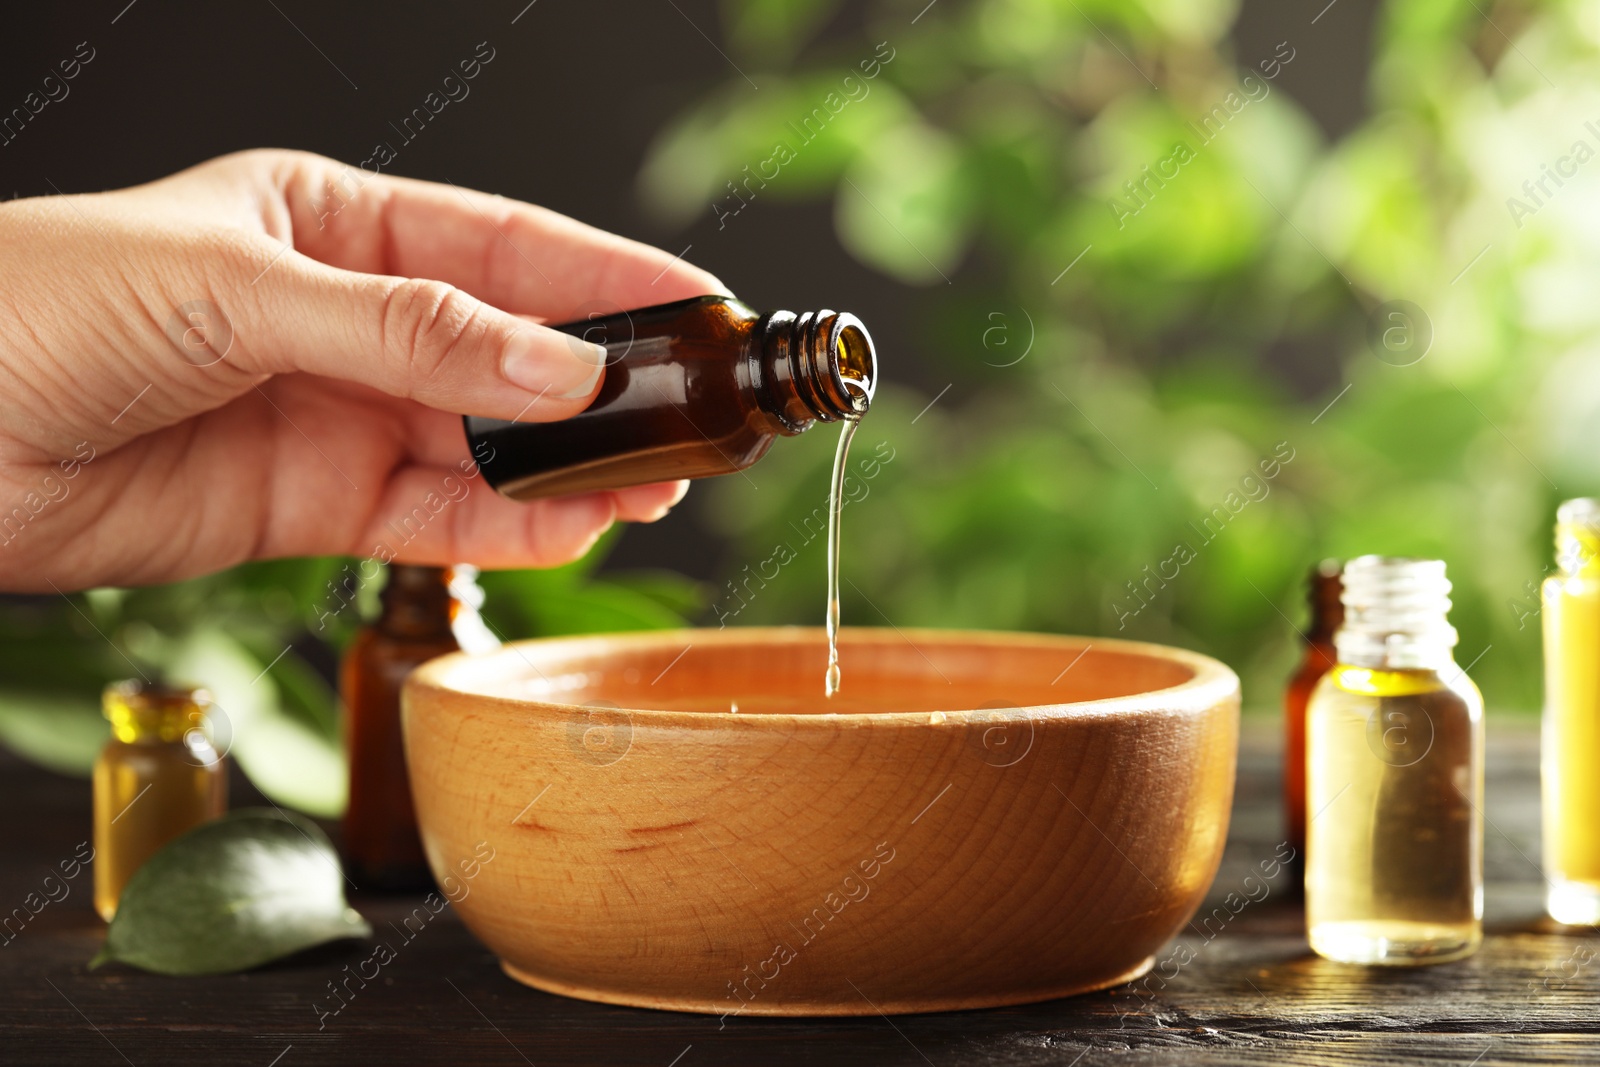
top-left (405, 626), bottom-right (1240, 726)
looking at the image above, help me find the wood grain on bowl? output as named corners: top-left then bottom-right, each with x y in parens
top-left (401, 627), bottom-right (1240, 1017)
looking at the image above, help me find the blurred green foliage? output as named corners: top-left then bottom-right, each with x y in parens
top-left (0, 534), bottom-right (703, 812)
top-left (645, 0), bottom-right (1597, 711)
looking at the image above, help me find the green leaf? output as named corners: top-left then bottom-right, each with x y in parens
top-left (835, 121), bottom-right (972, 284)
top-left (609, 571), bottom-right (710, 620)
top-left (0, 689), bottom-right (108, 777)
top-left (91, 808), bottom-right (370, 975)
top-left (233, 634), bottom-right (340, 739)
top-left (156, 629), bottom-right (346, 819)
top-left (524, 582), bottom-right (691, 636)
top-left (637, 73), bottom-right (913, 227)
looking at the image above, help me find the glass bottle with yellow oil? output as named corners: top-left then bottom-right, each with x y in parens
top-left (1305, 556), bottom-right (1484, 965)
top-left (1542, 497), bottom-right (1600, 925)
top-left (92, 681), bottom-right (228, 920)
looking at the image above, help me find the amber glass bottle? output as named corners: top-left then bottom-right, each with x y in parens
top-left (93, 681), bottom-right (227, 921)
top-left (465, 295), bottom-right (877, 500)
top-left (342, 564), bottom-right (492, 890)
top-left (1285, 560), bottom-right (1343, 879)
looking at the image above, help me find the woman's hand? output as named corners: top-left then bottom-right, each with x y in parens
top-left (0, 150), bottom-right (724, 592)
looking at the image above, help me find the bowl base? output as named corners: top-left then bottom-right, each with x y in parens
top-left (499, 955), bottom-right (1157, 1017)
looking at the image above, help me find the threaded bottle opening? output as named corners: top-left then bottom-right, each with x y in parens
top-left (797, 311), bottom-right (874, 420)
top-left (1556, 497), bottom-right (1600, 576)
top-left (759, 310), bottom-right (876, 428)
top-left (835, 322), bottom-right (875, 408)
top-left (1334, 555), bottom-right (1457, 668)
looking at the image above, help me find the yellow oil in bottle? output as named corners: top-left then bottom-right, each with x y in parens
top-left (92, 681), bottom-right (227, 921)
top-left (1304, 557), bottom-right (1484, 965)
top-left (1542, 498), bottom-right (1600, 924)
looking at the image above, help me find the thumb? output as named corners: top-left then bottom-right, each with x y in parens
top-left (229, 251), bottom-right (607, 421)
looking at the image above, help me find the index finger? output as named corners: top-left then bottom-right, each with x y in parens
top-left (277, 155), bottom-right (727, 321)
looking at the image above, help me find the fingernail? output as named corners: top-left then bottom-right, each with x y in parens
top-left (502, 331), bottom-right (607, 399)
top-left (646, 481), bottom-right (691, 522)
top-left (638, 483), bottom-right (690, 522)
top-left (556, 341), bottom-right (606, 399)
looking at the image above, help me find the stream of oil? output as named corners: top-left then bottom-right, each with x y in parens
top-left (824, 413), bottom-right (861, 698)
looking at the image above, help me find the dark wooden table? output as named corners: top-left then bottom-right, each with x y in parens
top-left (4, 719), bottom-right (1597, 1066)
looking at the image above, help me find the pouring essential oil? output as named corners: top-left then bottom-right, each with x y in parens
top-left (1284, 560), bottom-right (1343, 882)
top-left (343, 564), bottom-right (494, 890)
top-left (1542, 498), bottom-right (1600, 924)
top-left (465, 295), bottom-right (876, 499)
top-left (823, 415), bottom-right (861, 697)
top-left (465, 294), bottom-right (876, 697)
top-left (93, 681), bottom-right (227, 921)
top-left (1305, 556), bottom-right (1484, 965)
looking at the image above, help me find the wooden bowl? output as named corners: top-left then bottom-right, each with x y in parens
top-left (402, 627), bottom-right (1239, 1017)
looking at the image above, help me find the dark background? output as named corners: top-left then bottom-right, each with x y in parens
top-left (0, 0), bottom-right (1377, 584)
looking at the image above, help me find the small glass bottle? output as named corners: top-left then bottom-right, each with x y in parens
top-left (342, 564), bottom-right (494, 890)
top-left (1542, 498), bottom-right (1600, 924)
top-left (1305, 556), bottom-right (1484, 965)
top-left (93, 681), bottom-right (227, 921)
top-left (1285, 560), bottom-right (1343, 882)
top-left (465, 295), bottom-right (876, 500)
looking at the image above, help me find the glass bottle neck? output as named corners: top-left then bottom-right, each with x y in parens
top-left (1333, 556), bottom-right (1458, 670)
top-left (1555, 498), bottom-right (1600, 578)
top-left (378, 565), bottom-right (453, 638)
top-left (754, 310), bottom-right (876, 433)
top-left (103, 680), bottom-right (211, 743)
top-left (1305, 560), bottom-right (1344, 644)
top-left (378, 564), bottom-right (486, 642)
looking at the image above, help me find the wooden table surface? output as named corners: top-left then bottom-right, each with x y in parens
top-left (4, 718), bottom-right (1597, 1066)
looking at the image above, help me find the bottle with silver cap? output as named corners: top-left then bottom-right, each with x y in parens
top-left (1304, 555), bottom-right (1484, 965)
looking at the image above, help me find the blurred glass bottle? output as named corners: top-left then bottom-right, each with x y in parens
top-left (1285, 559), bottom-right (1343, 883)
top-left (465, 295), bottom-right (876, 500)
top-left (93, 681), bottom-right (227, 921)
top-left (1306, 556), bottom-right (1483, 965)
top-left (342, 564), bottom-right (496, 890)
top-left (1542, 498), bottom-right (1600, 924)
